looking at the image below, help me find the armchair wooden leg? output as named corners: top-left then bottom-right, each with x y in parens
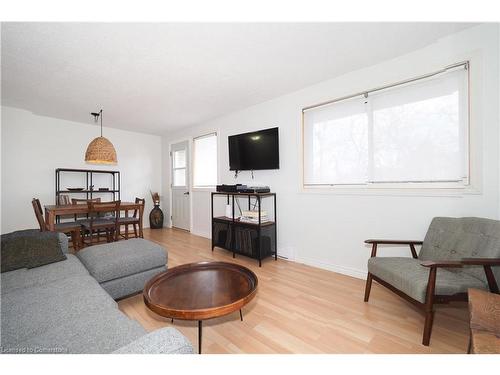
top-left (364, 272), bottom-right (373, 302)
top-left (422, 310), bottom-right (435, 346)
top-left (422, 267), bottom-right (437, 346)
top-left (483, 265), bottom-right (499, 294)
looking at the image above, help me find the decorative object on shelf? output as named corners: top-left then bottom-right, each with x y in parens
top-left (85, 109), bottom-right (118, 165)
top-left (57, 194), bottom-right (70, 205)
top-left (149, 190), bottom-right (164, 229)
top-left (98, 187), bottom-right (109, 191)
top-left (67, 187), bottom-right (85, 191)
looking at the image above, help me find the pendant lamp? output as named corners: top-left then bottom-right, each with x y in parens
top-left (85, 109), bottom-right (117, 164)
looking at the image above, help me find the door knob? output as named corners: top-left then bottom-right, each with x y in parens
top-left (184, 192), bottom-right (190, 195)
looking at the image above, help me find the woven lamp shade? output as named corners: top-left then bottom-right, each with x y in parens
top-left (85, 136), bottom-right (118, 164)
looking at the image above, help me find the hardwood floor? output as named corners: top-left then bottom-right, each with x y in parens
top-left (118, 228), bottom-right (469, 353)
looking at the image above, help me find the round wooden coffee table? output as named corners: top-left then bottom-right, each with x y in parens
top-left (143, 261), bottom-right (258, 353)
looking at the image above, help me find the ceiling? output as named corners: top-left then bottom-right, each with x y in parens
top-left (1, 22), bottom-right (476, 135)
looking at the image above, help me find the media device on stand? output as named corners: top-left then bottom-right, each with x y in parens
top-left (237, 186), bottom-right (271, 193)
top-left (216, 184), bottom-right (244, 192)
top-left (216, 184), bottom-right (270, 193)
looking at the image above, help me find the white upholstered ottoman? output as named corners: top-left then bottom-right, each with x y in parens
top-left (77, 238), bottom-right (167, 300)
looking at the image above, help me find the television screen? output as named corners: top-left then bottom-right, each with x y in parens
top-left (228, 127), bottom-right (279, 171)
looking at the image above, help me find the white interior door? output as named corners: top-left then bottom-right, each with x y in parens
top-left (171, 141), bottom-right (190, 231)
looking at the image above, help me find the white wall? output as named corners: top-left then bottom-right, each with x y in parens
top-left (1, 106), bottom-right (162, 234)
top-left (162, 24), bottom-right (500, 279)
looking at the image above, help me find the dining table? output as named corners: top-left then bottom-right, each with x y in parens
top-left (44, 201), bottom-right (145, 238)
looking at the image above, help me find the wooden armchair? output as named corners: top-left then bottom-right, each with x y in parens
top-left (364, 217), bottom-right (500, 346)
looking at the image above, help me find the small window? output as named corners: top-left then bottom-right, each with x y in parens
top-left (193, 133), bottom-right (218, 187)
top-left (303, 64), bottom-right (469, 188)
top-left (172, 149), bottom-right (187, 187)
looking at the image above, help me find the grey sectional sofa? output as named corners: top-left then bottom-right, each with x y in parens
top-left (1, 231), bottom-right (193, 354)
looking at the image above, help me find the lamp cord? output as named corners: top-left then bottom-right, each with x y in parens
top-left (100, 109), bottom-right (103, 137)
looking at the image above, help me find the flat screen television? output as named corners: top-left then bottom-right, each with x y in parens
top-left (228, 127), bottom-right (279, 171)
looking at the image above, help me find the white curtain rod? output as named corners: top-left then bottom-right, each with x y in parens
top-left (302, 61), bottom-right (469, 112)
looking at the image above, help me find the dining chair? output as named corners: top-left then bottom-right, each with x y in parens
top-left (117, 197), bottom-right (145, 239)
top-left (32, 198), bottom-right (82, 251)
top-left (81, 200), bottom-right (121, 245)
top-left (71, 197), bottom-right (101, 221)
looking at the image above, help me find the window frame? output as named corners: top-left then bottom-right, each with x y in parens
top-left (192, 132), bottom-right (218, 189)
top-left (301, 61), bottom-right (476, 196)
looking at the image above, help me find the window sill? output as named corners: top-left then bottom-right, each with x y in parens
top-left (300, 184), bottom-right (481, 197)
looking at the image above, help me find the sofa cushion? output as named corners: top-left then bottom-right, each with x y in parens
top-left (1, 230), bottom-right (67, 273)
top-left (368, 257), bottom-right (487, 303)
top-left (1, 254), bottom-right (89, 294)
top-left (419, 217), bottom-right (500, 282)
top-left (76, 238), bottom-right (167, 283)
top-left (9, 309), bottom-right (146, 354)
top-left (113, 327), bottom-right (194, 354)
top-left (100, 266), bottom-right (167, 300)
top-left (1, 275), bottom-right (117, 347)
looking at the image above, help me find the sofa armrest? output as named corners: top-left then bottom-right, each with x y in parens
top-left (113, 328), bottom-right (194, 354)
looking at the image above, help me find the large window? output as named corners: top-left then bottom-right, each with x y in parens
top-left (303, 64), bottom-right (469, 188)
top-left (193, 133), bottom-right (218, 187)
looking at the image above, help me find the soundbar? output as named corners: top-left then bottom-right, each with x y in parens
top-left (216, 184), bottom-right (245, 192)
top-left (238, 186), bottom-right (271, 193)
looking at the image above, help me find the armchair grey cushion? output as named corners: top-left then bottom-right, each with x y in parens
top-left (368, 217), bottom-right (500, 303)
top-left (419, 217), bottom-right (500, 282)
top-left (368, 257), bottom-right (486, 303)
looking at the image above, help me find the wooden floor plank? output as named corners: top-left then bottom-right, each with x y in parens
top-left (118, 228), bottom-right (469, 353)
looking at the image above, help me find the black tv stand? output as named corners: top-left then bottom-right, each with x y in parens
top-left (211, 191), bottom-right (277, 267)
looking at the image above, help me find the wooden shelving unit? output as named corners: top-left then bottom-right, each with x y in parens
top-left (211, 191), bottom-right (277, 267)
top-left (55, 168), bottom-right (121, 203)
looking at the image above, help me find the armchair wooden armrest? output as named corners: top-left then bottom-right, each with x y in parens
top-left (420, 260), bottom-right (463, 268)
top-left (461, 258), bottom-right (500, 266)
top-left (365, 239), bottom-right (423, 245)
top-left (365, 239), bottom-right (423, 259)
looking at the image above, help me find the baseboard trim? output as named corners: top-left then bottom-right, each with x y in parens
top-left (294, 256), bottom-right (367, 280)
top-left (174, 229), bottom-right (367, 280)
top-left (191, 230), bottom-right (211, 238)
